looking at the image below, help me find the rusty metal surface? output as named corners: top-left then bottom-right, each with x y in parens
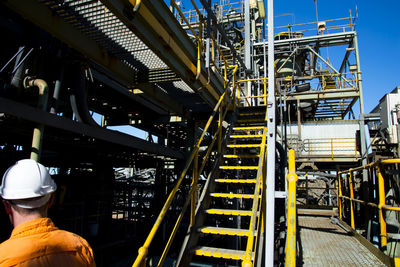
top-left (298, 216), bottom-right (386, 266)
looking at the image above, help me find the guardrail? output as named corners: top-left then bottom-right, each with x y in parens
top-left (337, 159), bottom-right (400, 260)
top-left (132, 65), bottom-right (238, 267)
top-left (242, 116), bottom-right (268, 266)
top-left (172, 0), bottom-right (231, 85)
top-left (302, 138), bottom-right (358, 159)
top-left (285, 150), bottom-right (298, 267)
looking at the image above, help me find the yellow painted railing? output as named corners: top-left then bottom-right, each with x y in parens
top-left (172, 0), bottom-right (231, 85)
top-left (242, 126), bottom-right (267, 267)
top-left (236, 77), bottom-right (268, 107)
top-left (338, 159), bottom-right (400, 258)
top-left (132, 66), bottom-right (238, 267)
top-left (303, 138), bottom-right (358, 159)
top-left (285, 150), bottom-right (298, 267)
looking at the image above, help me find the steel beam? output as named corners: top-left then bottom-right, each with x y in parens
top-left (100, 0), bottom-right (223, 107)
top-left (254, 31), bottom-right (355, 48)
top-left (0, 97), bottom-right (184, 159)
top-left (286, 89), bottom-right (359, 101)
top-left (3, 0), bottom-right (186, 116)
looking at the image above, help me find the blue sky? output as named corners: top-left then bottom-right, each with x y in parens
top-left (178, 0), bottom-right (400, 114)
top-left (276, 0), bottom-right (400, 113)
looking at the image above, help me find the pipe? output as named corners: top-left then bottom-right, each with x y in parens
top-left (23, 77), bottom-right (49, 162)
top-left (69, 67), bottom-right (98, 126)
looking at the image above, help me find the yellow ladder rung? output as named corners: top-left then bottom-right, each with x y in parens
top-left (230, 135), bottom-right (263, 139)
top-left (227, 144), bottom-right (262, 148)
top-left (211, 193), bottom-right (255, 199)
top-left (215, 179), bottom-right (256, 184)
top-left (220, 166), bottom-right (258, 170)
top-left (233, 126), bottom-right (264, 130)
top-left (205, 209), bottom-right (252, 216)
top-left (224, 154), bottom-right (259, 159)
top-left (199, 227), bottom-right (250, 237)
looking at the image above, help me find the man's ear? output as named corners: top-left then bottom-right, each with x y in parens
top-left (2, 200), bottom-right (12, 215)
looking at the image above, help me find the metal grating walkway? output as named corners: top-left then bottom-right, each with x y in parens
top-left (298, 216), bottom-right (385, 266)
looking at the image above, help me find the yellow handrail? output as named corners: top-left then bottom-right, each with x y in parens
top-left (132, 91), bottom-right (228, 267)
top-left (337, 158), bottom-right (400, 254)
top-left (285, 150), bottom-right (298, 267)
top-left (242, 126), bottom-right (267, 267)
top-left (133, 65), bottom-right (239, 267)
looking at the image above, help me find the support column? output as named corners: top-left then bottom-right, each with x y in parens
top-left (265, 0), bottom-right (276, 265)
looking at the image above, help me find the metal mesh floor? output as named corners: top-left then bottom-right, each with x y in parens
top-left (298, 216), bottom-right (385, 266)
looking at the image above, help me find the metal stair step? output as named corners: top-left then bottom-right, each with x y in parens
top-left (227, 144), bottom-right (262, 148)
top-left (210, 193), bottom-right (255, 199)
top-left (237, 118), bottom-right (265, 123)
top-left (232, 126), bottom-right (264, 131)
top-left (205, 209), bottom-right (253, 216)
top-left (223, 154), bottom-right (259, 159)
top-left (219, 165), bottom-right (258, 170)
top-left (215, 179), bottom-right (256, 184)
top-left (198, 226), bottom-right (251, 237)
top-left (230, 134), bottom-right (263, 139)
top-left (193, 246), bottom-right (246, 260)
top-left (238, 112), bottom-right (265, 116)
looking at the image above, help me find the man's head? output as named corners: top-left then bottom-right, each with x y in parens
top-left (0, 159), bottom-right (57, 227)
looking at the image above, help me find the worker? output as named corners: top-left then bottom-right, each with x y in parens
top-left (0, 159), bottom-right (95, 266)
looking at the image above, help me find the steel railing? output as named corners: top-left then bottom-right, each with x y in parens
top-left (337, 159), bottom-right (400, 257)
top-left (285, 149), bottom-right (298, 267)
top-left (302, 138), bottom-right (358, 159)
top-left (242, 114), bottom-right (268, 266)
top-left (132, 65), bottom-right (239, 267)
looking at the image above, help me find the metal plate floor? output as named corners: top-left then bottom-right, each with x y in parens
top-left (298, 216), bottom-right (386, 266)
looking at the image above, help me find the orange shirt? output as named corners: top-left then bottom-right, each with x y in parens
top-left (0, 218), bottom-right (95, 267)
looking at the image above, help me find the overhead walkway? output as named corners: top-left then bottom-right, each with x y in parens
top-left (298, 215), bottom-right (385, 266)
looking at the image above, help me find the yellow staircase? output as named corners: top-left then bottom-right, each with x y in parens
top-left (177, 106), bottom-right (267, 266)
top-left (317, 69), bottom-right (338, 90)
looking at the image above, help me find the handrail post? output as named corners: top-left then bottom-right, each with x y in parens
top-left (305, 172), bottom-right (309, 205)
top-left (218, 103), bottom-right (222, 153)
top-left (191, 150), bottom-right (199, 226)
top-left (377, 165), bottom-right (387, 250)
top-left (349, 170), bottom-right (355, 229)
top-left (337, 173), bottom-right (343, 220)
top-left (285, 149), bottom-right (298, 267)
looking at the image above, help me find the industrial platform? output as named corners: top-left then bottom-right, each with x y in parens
top-left (298, 215), bottom-right (385, 266)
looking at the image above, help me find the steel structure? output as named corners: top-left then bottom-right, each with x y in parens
top-left (0, 0), bottom-right (399, 266)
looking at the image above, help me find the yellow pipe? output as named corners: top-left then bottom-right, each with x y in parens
top-left (129, 0), bottom-right (142, 12)
top-left (196, 21), bottom-right (202, 80)
top-left (349, 171), bottom-right (355, 229)
top-left (285, 150), bottom-right (298, 267)
top-left (377, 166), bottom-right (387, 249)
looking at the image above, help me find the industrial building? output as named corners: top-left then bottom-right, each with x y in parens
top-left (0, 0), bottom-right (399, 266)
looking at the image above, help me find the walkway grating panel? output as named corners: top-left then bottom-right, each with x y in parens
top-left (299, 216), bottom-right (385, 266)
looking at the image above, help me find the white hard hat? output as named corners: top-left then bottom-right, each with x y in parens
top-left (0, 159), bottom-right (57, 208)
